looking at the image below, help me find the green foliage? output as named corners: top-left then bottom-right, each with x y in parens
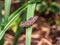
top-left (35, 1), bottom-right (60, 25)
top-left (36, 4), bottom-right (47, 12)
top-left (36, 1), bottom-right (60, 14)
top-left (0, 0), bottom-right (60, 45)
top-left (0, 3), bottom-right (2, 30)
top-left (13, 26), bottom-right (23, 45)
top-left (0, 1), bottom-right (4, 45)
top-left (11, 17), bottom-right (21, 33)
top-left (4, 0), bottom-right (11, 23)
top-left (26, 2), bottom-right (36, 45)
top-left (50, 2), bottom-right (59, 13)
top-left (0, 2), bottom-right (28, 40)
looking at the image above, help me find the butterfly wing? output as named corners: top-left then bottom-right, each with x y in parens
top-left (20, 16), bottom-right (38, 27)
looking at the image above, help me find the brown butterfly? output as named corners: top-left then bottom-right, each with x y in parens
top-left (20, 16), bottom-right (38, 27)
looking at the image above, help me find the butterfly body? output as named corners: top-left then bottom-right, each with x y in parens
top-left (20, 16), bottom-right (38, 27)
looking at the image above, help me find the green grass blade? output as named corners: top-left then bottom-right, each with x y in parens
top-left (13, 26), bottom-right (23, 45)
top-left (0, 36), bottom-right (4, 45)
top-left (0, 2), bottom-right (2, 31)
top-left (8, 3), bottom-right (28, 33)
top-left (8, 2), bottom-right (28, 33)
top-left (8, 2), bottom-right (28, 21)
top-left (0, 2), bottom-right (28, 40)
top-left (4, 0), bottom-right (11, 22)
top-left (26, 2), bottom-right (36, 45)
top-left (13, 10), bottom-right (27, 45)
top-left (0, 1), bottom-right (4, 45)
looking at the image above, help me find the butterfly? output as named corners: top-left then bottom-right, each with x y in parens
top-left (20, 16), bottom-right (38, 27)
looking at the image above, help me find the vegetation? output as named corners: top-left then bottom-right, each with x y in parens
top-left (0, 0), bottom-right (60, 45)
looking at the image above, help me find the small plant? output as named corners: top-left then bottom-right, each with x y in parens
top-left (0, 0), bottom-right (60, 45)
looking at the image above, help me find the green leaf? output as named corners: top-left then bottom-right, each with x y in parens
top-left (26, 2), bottom-right (36, 45)
top-left (0, 1), bottom-right (4, 45)
top-left (0, 36), bottom-right (4, 45)
top-left (0, 3), bottom-right (2, 30)
top-left (8, 2), bottom-right (28, 21)
top-left (50, 2), bottom-right (59, 13)
top-left (13, 10), bottom-right (27, 45)
top-left (50, 6), bottom-right (59, 13)
top-left (10, 17), bottom-right (21, 33)
top-left (9, 2), bottom-right (28, 33)
top-left (0, 2), bottom-right (28, 40)
top-left (4, 0), bottom-right (11, 22)
top-left (7, 3), bottom-right (28, 33)
top-left (36, 4), bottom-right (46, 12)
top-left (13, 26), bottom-right (23, 45)
top-left (51, 2), bottom-right (57, 6)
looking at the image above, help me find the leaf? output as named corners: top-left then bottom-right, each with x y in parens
top-left (0, 2), bottom-right (28, 40)
top-left (36, 4), bottom-right (46, 13)
top-left (8, 2), bottom-right (28, 33)
top-left (0, 1), bottom-right (4, 45)
top-left (50, 2), bottom-right (59, 13)
top-left (8, 2), bottom-right (28, 21)
top-left (13, 26), bottom-right (23, 45)
top-left (13, 12), bottom-right (26, 45)
top-left (10, 17), bottom-right (21, 33)
top-left (50, 6), bottom-right (59, 13)
top-left (26, 2), bottom-right (36, 45)
top-left (0, 36), bottom-right (4, 45)
top-left (4, 0), bottom-right (11, 22)
top-left (0, 2), bottom-right (2, 30)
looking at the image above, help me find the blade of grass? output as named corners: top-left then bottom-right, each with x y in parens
top-left (0, 36), bottom-right (4, 45)
top-left (0, 1), bottom-right (4, 45)
top-left (13, 17), bottom-right (23, 45)
top-left (0, 2), bottom-right (28, 40)
top-left (8, 3), bottom-right (27, 32)
top-left (8, 1), bottom-right (40, 21)
top-left (13, 22), bottom-right (23, 45)
top-left (13, 26), bottom-right (23, 45)
top-left (4, 0), bottom-right (11, 22)
top-left (13, 10), bottom-right (27, 45)
top-left (26, 2), bottom-right (36, 45)
top-left (0, 2), bottom-right (2, 31)
top-left (9, 2), bottom-right (28, 33)
top-left (10, 17), bottom-right (21, 33)
top-left (8, 2), bottom-right (28, 21)
top-left (8, 2), bottom-right (29, 33)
